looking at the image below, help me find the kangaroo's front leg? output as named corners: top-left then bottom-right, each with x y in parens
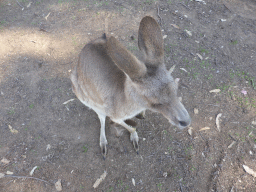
top-left (115, 120), bottom-right (139, 153)
top-left (98, 114), bottom-right (107, 159)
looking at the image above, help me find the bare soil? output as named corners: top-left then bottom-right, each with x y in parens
top-left (1, 0), bottom-right (256, 191)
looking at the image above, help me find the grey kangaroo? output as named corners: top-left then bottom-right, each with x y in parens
top-left (70, 16), bottom-right (191, 158)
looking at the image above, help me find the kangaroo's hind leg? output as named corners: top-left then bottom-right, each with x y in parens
top-left (97, 114), bottom-right (108, 159)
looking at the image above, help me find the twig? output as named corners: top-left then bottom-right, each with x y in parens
top-left (16, 0), bottom-right (24, 10)
top-left (179, 181), bottom-right (184, 192)
top-left (199, 131), bottom-right (206, 141)
top-left (157, 5), bottom-right (163, 25)
top-left (179, 2), bottom-right (190, 10)
top-left (4, 175), bottom-right (53, 185)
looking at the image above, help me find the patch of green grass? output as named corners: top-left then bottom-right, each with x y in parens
top-left (82, 145), bottom-right (88, 153)
top-left (200, 48), bottom-right (209, 54)
top-left (9, 108), bottom-right (15, 115)
top-left (29, 104), bottom-right (34, 109)
top-left (230, 40), bottom-right (238, 45)
top-left (107, 187), bottom-right (113, 192)
top-left (25, 127), bottom-right (28, 131)
top-left (157, 183), bottom-right (162, 190)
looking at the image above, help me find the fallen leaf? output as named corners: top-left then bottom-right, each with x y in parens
top-left (8, 125), bottom-right (18, 134)
top-left (196, 53), bottom-right (203, 60)
top-left (45, 12), bottom-right (51, 20)
top-left (216, 113), bottom-right (222, 132)
top-left (188, 127), bottom-right (193, 135)
top-left (27, 2), bottom-right (32, 8)
top-left (195, 0), bottom-right (206, 4)
top-left (170, 24), bottom-right (180, 29)
top-left (93, 171), bottom-right (107, 188)
top-left (163, 172), bottom-right (168, 178)
top-left (55, 179), bottom-right (62, 191)
top-left (63, 99), bottom-right (75, 105)
top-left (6, 171), bottom-right (13, 175)
top-left (184, 29), bottom-right (192, 37)
top-left (132, 178), bottom-right (136, 186)
top-left (30, 166), bottom-right (38, 176)
top-left (1, 158), bottom-right (10, 164)
top-left (199, 127), bottom-right (210, 131)
top-left (194, 108), bottom-right (199, 114)
top-left (209, 89), bottom-right (221, 93)
top-left (252, 121), bottom-right (256, 125)
top-left (180, 68), bottom-right (188, 73)
top-left (243, 165), bottom-right (256, 177)
top-left (163, 35), bottom-right (167, 39)
top-left (221, 19), bottom-right (227, 22)
top-left (0, 173), bottom-right (5, 178)
top-left (228, 141), bottom-right (236, 149)
top-left (46, 144), bottom-right (51, 151)
top-left (169, 65), bottom-right (176, 74)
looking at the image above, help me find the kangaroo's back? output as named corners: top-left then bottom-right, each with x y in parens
top-left (71, 36), bottom-right (127, 115)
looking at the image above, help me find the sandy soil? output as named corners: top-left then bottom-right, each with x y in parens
top-left (0, 0), bottom-right (256, 191)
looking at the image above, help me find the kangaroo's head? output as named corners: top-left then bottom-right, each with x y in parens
top-left (107, 16), bottom-right (191, 129)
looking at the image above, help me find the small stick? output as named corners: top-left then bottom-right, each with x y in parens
top-left (16, 0), bottom-right (24, 9)
top-left (179, 181), bottom-right (184, 192)
top-left (179, 2), bottom-right (190, 10)
top-left (157, 5), bottom-right (163, 25)
top-left (4, 175), bottom-right (53, 185)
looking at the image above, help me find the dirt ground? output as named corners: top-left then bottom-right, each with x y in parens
top-left (0, 0), bottom-right (256, 191)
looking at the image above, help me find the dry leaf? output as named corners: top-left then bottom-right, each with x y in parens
top-left (45, 12), bottom-right (51, 20)
top-left (0, 173), bottom-right (5, 178)
top-left (163, 35), bottom-right (167, 39)
top-left (196, 53), bottom-right (203, 60)
top-left (184, 29), bottom-right (192, 37)
top-left (93, 171), bottom-right (107, 188)
top-left (216, 113), bottom-right (222, 132)
top-left (8, 125), bottom-right (18, 134)
top-left (252, 121), bottom-right (256, 125)
top-left (180, 68), bottom-right (188, 73)
top-left (46, 144), bottom-right (51, 151)
top-left (63, 99), bottom-right (75, 105)
top-left (209, 89), bottom-right (221, 93)
top-left (170, 24), bottom-right (180, 29)
top-left (169, 65), bottom-right (176, 74)
top-left (163, 172), bottom-right (168, 178)
top-left (243, 165), bottom-right (256, 177)
top-left (30, 166), bottom-right (38, 176)
top-left (132, 178), bottom-right (136, 186)
top-left (228, 141), bottom-right (236, 149)
top-left (1, 158), bottom-right (10, 164)
top-left (194, 108), bottom-right (199, 114)
top-left (27, 2), bottom-right (32, 8)
top-left (6, 171), bottom-right (13, 175)
top-left (199, 127), bottom-right (210, 131)
top-left (188, 127), bottom-right (193, 135)
top-left (55, 179), bottom-right (62, 191)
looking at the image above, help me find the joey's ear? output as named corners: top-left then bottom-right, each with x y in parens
top-left (138, 16), bottom-right (164, 66)
top-left (107, 36), bottom-right (146, 80)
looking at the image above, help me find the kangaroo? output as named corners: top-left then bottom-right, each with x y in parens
top-left (70, 16), bottom-right (191, 158)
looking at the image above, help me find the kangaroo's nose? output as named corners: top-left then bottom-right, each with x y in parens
top-left (179, 121), bottom-right (188, 127)
top-left (178, 118), bottom-right (191, 128)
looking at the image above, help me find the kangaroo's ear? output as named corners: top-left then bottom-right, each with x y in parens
top-left (107, 36), bottom-right (147, 80)
top-left (138, 16), bottom-right (164, 66)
